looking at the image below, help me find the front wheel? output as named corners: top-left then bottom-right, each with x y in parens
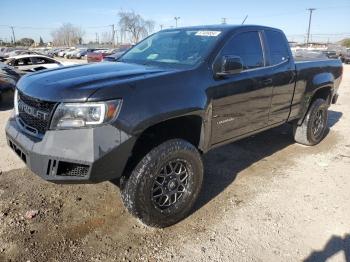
top-left (121, 139), bottom-right (203, 228)
top-left (293, 98), bottom-right (329, 146)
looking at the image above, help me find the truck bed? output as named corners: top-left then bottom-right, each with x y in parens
top-left (288, 58), bottom-right (343, 121)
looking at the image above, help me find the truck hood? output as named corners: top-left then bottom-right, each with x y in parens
top-left (16, 62), bottom-right (169, 102)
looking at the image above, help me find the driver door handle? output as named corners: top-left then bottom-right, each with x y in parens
top-left (261, 78), bottom-right (273, 86)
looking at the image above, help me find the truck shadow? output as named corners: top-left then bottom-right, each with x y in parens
top-left (192, 110), bottom-right (342, 214)
top-left (303, 234), bottom-right (350, 262)
top-left (0, 102), bottom-right (13, 111)
top-left (328, 110), bottom-right (342, 128)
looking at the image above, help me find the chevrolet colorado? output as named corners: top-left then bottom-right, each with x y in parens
top-left (5, 25), bottom-right (342, 227)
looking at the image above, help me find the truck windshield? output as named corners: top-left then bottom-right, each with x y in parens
top-left (119, 29), bottom-right (222, 66)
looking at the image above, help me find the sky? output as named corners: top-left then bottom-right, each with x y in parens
top-left (0, 0), bottom-right (349, 44)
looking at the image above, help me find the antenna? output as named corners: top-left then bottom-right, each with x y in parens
top-left (241, 15), bottom-right (248, 25)
top-left (174, 17), bottom-right (180, 28)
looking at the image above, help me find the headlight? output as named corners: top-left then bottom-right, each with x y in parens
top-left (50, 100), bottom-right (122, 129)
top-left (14, 89), bottom-right (19, 115)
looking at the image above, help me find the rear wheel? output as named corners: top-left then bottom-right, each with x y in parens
top-left (293, 98), bottom-right (329, 146)
top-left (121, 139), bottom-right (203, 228)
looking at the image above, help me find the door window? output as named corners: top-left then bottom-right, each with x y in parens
top-left (264, 30), bottom-right (290, 65)
top-left (221, 31), bottom-right (264, 70)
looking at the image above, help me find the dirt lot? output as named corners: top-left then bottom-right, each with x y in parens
top-left (0, 65), bottom-right (349, 262)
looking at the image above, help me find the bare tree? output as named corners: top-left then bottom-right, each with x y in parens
top-left (17, 38), bottom-right (34, 47)
top-left (51, 23), bottom-right (85, 46)
top-left (118, 11), bottom-right (155, 43)
top-left (101, 31), bottom-right (112, 44)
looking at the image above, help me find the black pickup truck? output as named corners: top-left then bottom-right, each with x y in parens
top-left (5, 25), bottom-right (342, 227)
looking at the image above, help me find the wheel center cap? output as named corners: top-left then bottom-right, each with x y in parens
top-left (168, 179), bottom-right (177, 190)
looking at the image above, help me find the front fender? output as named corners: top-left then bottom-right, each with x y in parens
top-left (312, 72), bottom-right (334, 90)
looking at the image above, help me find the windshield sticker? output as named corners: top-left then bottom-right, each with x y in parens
top-left (195, 31), bottom-right (221, 37)
top-left (147, 54), bottom-right (159, 60)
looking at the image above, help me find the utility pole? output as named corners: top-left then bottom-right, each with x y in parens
top-left (110, 24), bottom-right (115, 47)
top-left (221, 18), bottom-right (227, 24)
top-left (306, 8), bottom-right (316, 46)
top-left (115, 29), bottom-right (118, 46)
top-left (10, 26), bottom-right (16, 44)
top-left (174, 17), bottom-right (180, 28)
top-left (95, 32), bottom-right (99, 44)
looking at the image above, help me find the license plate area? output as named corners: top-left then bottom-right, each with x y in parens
top-left (8, 139), bottom-right (27, 163)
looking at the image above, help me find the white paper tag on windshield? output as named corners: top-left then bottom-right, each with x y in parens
top-left (195, 31), bottom-right (221, 37)
top-left (147, 54), bottom-right (158, 60)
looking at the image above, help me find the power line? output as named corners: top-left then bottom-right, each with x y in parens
top-left (0, 24), bottom-right (110, 30)
top-left (0, 24), bottom-right (55, 30)
top-left (84, 25), bottom-right (110, 29)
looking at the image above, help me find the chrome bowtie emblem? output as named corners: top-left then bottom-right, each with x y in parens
top-left (18, 100), bottom-right (49, 121)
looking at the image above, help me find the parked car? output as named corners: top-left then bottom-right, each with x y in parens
top-left (65, 49), bottom-right (77, 59)
top-left (58, 49), bottom-right (74, 57)
top-left (86, 49), bottom-right (111, 63)
top-left (0, 62), bottom-right (22, 107)
top-left (38, 49), bottom-right (55, 58)
top-left (103, 47), bottom-right (130, 62)
top-left (293, 49), bottom-right (328, 61)
top-left (1, 49), bottom-right (32, 60)
top-left (53, 48), bottom-right (65, 57)
top-left (322, 50), bottom-right (339, 59)
top-left (6, 25), bottom-right (342, 228)
top-left (5, 54), bottom-right (65, 72)
top-left (341, 51), bottom-right (350, 64)
top-left (0, 47), bottom-right (9, 57)
top-left (68, 49), bottom-right (87, 59)
top-left (0, 47), bottom-right (15, 61)
top-left (73, 49), bottom-right (87, 59)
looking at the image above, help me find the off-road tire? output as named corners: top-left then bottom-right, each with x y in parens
top-left (121, 139), bottom-right (203, 228)
top-left (293, 98), bottom-right (329, 146)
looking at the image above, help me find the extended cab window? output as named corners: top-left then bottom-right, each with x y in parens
top-left (265, 30), bottom-right (289, 65)
top-left (221, 31), bottom-right (264, 70)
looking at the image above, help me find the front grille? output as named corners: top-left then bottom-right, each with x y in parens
top-left (18, 91), bottom-right (56, 135)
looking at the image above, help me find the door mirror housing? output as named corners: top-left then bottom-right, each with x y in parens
top-left (216, 55), bottom-right (243, 77)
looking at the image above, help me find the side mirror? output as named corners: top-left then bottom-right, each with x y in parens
top-left (216, 55), bottom-right (243, 77)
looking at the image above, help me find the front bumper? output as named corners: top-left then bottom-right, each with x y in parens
top-left (5, 115), bottom-right (136, 183)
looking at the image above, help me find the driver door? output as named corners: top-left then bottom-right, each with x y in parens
top-left (210, 30), bottom-right (274, 144)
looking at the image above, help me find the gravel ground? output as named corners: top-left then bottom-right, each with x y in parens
top-left (0, 65), bottom-right (349, 262)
